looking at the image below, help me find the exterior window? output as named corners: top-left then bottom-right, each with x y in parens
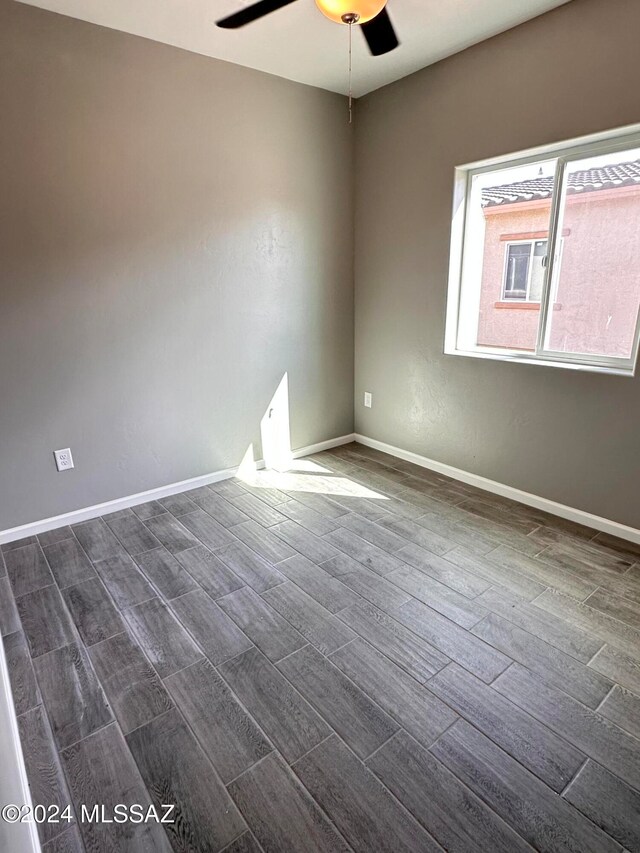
top-left (445, 127), bottom-right (640, 374)
top-left (503, 240), bottom-right (547, 301)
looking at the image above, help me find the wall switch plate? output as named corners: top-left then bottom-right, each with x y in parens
top-left (54, 448), bottom-right (74, 472)
top-left (364, 392), bottom-right (372, 408)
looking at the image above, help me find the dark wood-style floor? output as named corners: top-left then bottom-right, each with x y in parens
top-left (2, 442), bottom-right (640, 853)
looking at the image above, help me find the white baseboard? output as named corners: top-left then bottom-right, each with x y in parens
top-left (354, 433), bottom-right (640, 546)
top-left (0, 433), bottom-right (355, 546)
top-left (290, 434), bottom-right (355, 458)
top-left (10, 428), bottom-right (635, 547)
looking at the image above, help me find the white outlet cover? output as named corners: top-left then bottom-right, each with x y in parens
top-left (54, 448), bottom-right (74, 472)
top-left (364, 392), bottom-right (372, 408)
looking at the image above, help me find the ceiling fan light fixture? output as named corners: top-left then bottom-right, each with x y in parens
top-left (315, 0), bottom-right (386, 25)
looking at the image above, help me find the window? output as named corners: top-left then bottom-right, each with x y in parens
top-left (503, 240), bottom-right (547, 301)
top-left (445, 126), bottom-right (640, 374)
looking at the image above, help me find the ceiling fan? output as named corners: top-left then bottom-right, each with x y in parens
top-left (216, 0), bottom-right (399, 57)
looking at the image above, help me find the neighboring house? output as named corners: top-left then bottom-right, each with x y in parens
top-left (477, 160), bottom-right (640, 354)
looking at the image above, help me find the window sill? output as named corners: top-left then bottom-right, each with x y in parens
top-left (494, 301), bottom-right (563, 310)
top-left (443, 346), bottom-right (635, 376)
top-left (494, 301), bottom-right (539, 310)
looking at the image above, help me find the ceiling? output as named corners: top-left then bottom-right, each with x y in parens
top-left (17, 0), bottom-right (573, 97)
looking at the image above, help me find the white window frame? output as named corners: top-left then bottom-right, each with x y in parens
top-left (444, 123), bottom-right (640, 376)
top-left (501, 238), bottom-right (564, 303)
top-left (502, 239), bottom-right (547, 301)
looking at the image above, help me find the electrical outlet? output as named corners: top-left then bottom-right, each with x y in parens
top-left (364, 392), bottom-right (372, 408)
top-left (54, 448), bottom-right (74, 472)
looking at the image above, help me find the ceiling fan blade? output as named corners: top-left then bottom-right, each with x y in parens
top-left (216, 0), bottom-right (299, 29)
top-left (360, 6), bottom-right (399, 56)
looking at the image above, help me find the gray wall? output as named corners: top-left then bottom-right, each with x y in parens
top-left (354, 0), bottom-right (640, 529)
top-left (4, 0), bottom-right (639, 533)
top-left (0, 0), bottom-right (354, 530)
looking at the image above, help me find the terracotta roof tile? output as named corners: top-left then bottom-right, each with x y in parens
top-left (482, 159), bottom-right (640, 207)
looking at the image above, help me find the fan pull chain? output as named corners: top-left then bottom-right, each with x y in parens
top-left (348, 20), bottom-right (353, 124)
top-left (341, 11), bottom-right (359, 124)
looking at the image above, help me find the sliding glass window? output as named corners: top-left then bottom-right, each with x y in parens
top-left (445, 128), bottom-right (640, 375)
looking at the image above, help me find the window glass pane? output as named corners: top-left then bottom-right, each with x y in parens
top-left (504, 244), bottom-right (530, 299)
top-left (457, 159), bottom-right (556, 353)
top-left (543, 147), bottom-right (640, 359)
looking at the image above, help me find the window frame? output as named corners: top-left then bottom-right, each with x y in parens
top-left (445, 124), bottom-right (640, 376)
top-left (501, 239), bottom-right (547, 302)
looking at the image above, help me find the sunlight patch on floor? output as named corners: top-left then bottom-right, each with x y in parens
top-left (281, 459), bottom-right (332, 474)
top-left (235, 371), bottom-right (388, 499)
top-left (238, 467), bottom-right (389, 500)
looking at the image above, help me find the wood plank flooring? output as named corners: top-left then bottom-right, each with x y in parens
top-left (2, 441), bottom-right (640, 852)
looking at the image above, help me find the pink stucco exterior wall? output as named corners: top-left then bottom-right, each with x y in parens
top-left (477, 186), bottom-right (640, 356)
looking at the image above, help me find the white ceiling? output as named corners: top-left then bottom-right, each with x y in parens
top-left (17, 0), bottom-right (573, 97)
